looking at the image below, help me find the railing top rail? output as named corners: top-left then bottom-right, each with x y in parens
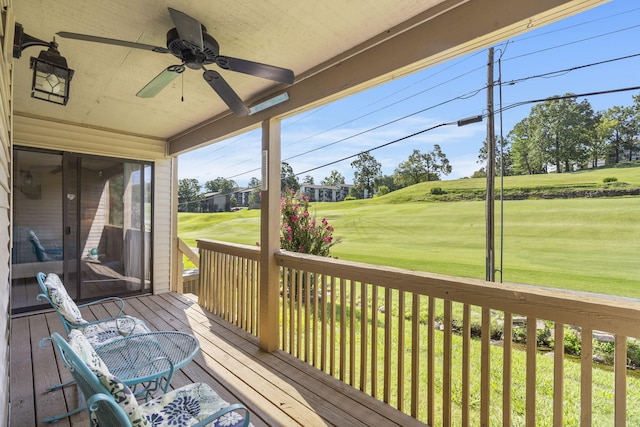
top-left (197, 239), bottom-right (260, 261)
top-left (275, 250), bottom-right (640, 337)
top-left (178, 237), bottom-right (200, 266)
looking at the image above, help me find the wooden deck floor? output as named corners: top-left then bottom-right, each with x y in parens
top-left (10, 292), bottom-right (427, 427)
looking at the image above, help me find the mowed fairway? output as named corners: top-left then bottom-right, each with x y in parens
top-left (179, 195), bottom-right (640, 299)
top-left (179, 161), bottom-right (640, 298)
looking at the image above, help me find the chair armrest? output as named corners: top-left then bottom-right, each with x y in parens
top-left (78, 297), bottom-right (125, 316)
top-left (67, 315), bottom-right (125, 329)
top-left (36, 293), bottom-right (53, 304)
top-left (193, 403), bottom-right (251, 427)
top-left (86, 393), bottom-right (131, 423)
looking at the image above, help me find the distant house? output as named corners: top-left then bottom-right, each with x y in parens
top-left (232, 188), bottom-right (255, 207)
top-left (299, 183), bottom-right (354, 202)
top-left (203, 192), bottom-right (229, 212)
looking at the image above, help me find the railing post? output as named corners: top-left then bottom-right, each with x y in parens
top-left (259, 118), bottom-right (281, 352)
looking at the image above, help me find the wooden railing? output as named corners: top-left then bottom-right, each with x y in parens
top-left (176, 238), bottom-right (200, 294)
top-left (197, 239), bottom-right (640, 426)
top-left (198, 239), bottom-right (260, 336)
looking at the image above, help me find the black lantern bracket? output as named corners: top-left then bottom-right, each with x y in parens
top-left (13, 23), bottom-right (74, 106)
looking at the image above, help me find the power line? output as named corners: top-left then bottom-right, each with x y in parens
top-left (295, 84), bottom-right (640, 177)
top-left (185, 9), bottom-right (640, 184)
top-left (495, 85), bottom-right (640, 115)
top-left (225, 50), bottom-right (640, 181)
top-left (504, 23), bottom-right (640, 62)
top-left (295, 121), bottom-right (457, 176)
top-left (503, 52), bottom-right (640, 86)
top-left (283, 86), bottom-right (486, 162)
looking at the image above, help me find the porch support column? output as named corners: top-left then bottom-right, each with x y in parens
top-left (259, 118), bottom-right (281, 352)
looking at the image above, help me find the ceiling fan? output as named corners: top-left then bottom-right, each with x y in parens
top-left (57, 7), bottom-right (295, 116)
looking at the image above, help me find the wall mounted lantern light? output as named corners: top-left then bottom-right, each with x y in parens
top-left (13, 23), bottom-right (74, 106)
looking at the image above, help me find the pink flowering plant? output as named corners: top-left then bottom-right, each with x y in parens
top-left (280, 190), bottom-right (339, 256)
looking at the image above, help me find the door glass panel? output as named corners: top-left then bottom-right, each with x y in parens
top-left (11, 150), bottom-right (65, 313)
top-left (79, 158), bottom-right (151, 300)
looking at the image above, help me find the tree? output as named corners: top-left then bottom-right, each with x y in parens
top-left (375, 174), bottom-right (401, 192)
top-left (513, 95), bottom-right (596, 173)
top-left (244, 177), bottom-right (262, 208)
top-left (204, 177), bottom-right (237, 194)
top-left (600, 104), bottom-right (638, 164)
top-left (302, 175), bottom-right (315, 185)
top-left (247, 177), bottom-right (261, 188)
top-left (320, 170), bottom-right (346, 186)
top-left (281, 161), bottom-right (299, 192)
top-left (351, 152), bottom-right (381, 198)
top-left (248, 188), bottom-right (261, 208)
top-left (477, 136), bottom-right (513, 176)
top-left (509, 117), bottom-right (546, 175)
top-left (178, 178), bottom-right (201, 212)
top-left (592, 112), bottom-right (617, 167)
top-left (393, 149), bottom-right (428, 186)
top-left (393, 145), bottom-right (452, 187)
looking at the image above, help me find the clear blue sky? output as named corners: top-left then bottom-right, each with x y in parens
top-left (179, 0), bottom-right (640, 187)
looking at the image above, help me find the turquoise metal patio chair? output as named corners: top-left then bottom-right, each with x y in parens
top-left (36, 272), bottom-right (150, 347)
top-left (50, 331), bottom-right (252, 427)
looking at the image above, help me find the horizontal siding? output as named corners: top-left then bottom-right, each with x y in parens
top-left (13, 114), bottom-right (166, 161)
top-left (13, 115), bottom-right (177, 295)
top-left (153, 158), bottom-right (173, 294)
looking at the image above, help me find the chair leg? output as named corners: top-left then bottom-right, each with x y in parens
top-left (46, 378), bottom-right (76, 392)
top-left (42, 405), bottom-right (85, 423)
top-left (43, 385), bottom-right (85, 423)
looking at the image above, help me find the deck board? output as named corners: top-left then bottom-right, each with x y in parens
top-left (10, 292), bottom-right (427, 427)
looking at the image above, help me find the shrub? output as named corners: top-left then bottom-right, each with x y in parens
top-left (537, 323), bottom-right (553, 348)
top-left (564, 328), bottom-right (581, 356)
top-left (430, 187), bottom-right (446, 195)
top-left (375, 185), bottom-right (390, 196)
top-left (512, 326), bottom-right (527, 344)
top-left (344, 196), bottom-right (356, 201)
top-left (280, 190), bottom-right (339, 256)
top-left (627, 339), bottom-right (640, 369)
top-left (603, 176), bottom-right (618, 183)
top-left (594, 340), bottom-right (615, 365)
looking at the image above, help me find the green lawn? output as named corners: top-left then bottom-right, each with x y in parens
top-left (180, 164), bottom-right (640, 424)
top-left (179, 164), bottom-right (640, 299)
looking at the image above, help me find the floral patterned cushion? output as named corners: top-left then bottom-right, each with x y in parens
top-left (94, 369), bottom-right (150, 427)
top-left (44, 273), bottom-right (86, 325)
top-left (140, 383), bottom-right (250, 427)
top-left (67, 330), bottom-right (108, 374)
top-left (82, 316), bottom-right (151, 347)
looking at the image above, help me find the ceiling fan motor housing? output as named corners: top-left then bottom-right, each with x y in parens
top-left (166, 27), bottom-right (220, 69)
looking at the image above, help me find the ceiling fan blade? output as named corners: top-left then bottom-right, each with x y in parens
top-left (202, 70), bottom-right (249, 116)
top-left (136, 65), bottom-right (185, 98)
top-left (57, 32), bottom-right (170, 53)
top-left (168, 8), bottom-right (203, 51)
top-left (216, 56), bottom-right (295, 84)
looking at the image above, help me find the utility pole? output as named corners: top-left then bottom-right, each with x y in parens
top-left (485, 48), bottom-right (496, 282)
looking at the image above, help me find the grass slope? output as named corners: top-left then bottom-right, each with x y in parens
top-left (179, 163), bottom-right (640, 299)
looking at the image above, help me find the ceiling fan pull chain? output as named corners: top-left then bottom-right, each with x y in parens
top-left (181, 71), bottom-right (184, 102)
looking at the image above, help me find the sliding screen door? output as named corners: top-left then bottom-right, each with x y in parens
top-left (11, 148), bottom-right (153, 314)
top-left (76, 155), bottom-right (152, 301)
